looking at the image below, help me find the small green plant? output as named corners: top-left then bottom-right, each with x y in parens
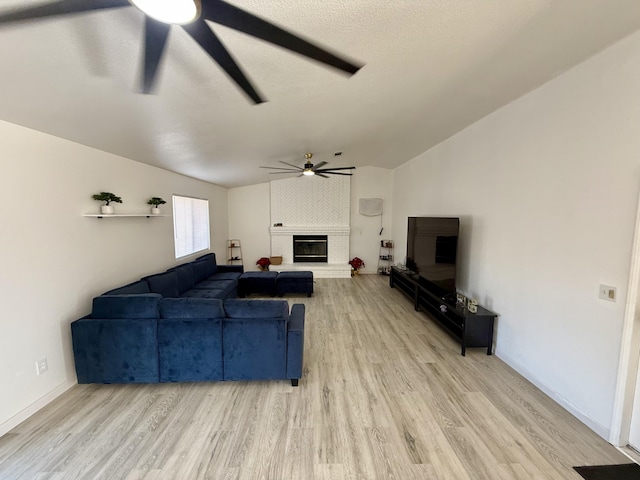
top-left (147, 197), bottom-right (167, 207)
top-left (92, 192), bottom-right (122, 205)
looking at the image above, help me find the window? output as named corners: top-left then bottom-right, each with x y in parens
top-left (172, 195), bottom-right (210, 258)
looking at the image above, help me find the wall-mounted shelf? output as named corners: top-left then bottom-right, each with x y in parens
top-left (83, 214), bottom-right (170, 219)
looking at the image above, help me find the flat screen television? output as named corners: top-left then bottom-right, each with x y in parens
top-left (406, 217), bottom-right (459, 299)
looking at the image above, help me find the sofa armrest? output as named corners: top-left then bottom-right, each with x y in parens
top-left (286, 304), bottom-right (305, 384)
top-left (71, 316), bottom-right (159, 384)
top-left (218, 264), bottom-right (244, 273)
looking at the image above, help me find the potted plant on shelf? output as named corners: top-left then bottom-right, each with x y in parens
top-left (92, 192), bottom-right (122, 214)
top-left (147, 197), bottom-right (166, 215)
top-left (256, 257), bottom-right (271, 271)
top-left (349, 257), bottom-right (365, 276)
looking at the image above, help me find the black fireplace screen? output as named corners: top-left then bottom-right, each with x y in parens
top-left (293, 235), bottom-right (328, 263)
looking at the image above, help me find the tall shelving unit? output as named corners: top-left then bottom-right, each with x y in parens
top-left (227, 239), bottom-right (243, 265)
top-left (377, 240), bottom-right (394, 275)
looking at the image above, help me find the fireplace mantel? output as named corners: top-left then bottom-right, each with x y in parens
top-left (270, 225), bottom-right (350, 236)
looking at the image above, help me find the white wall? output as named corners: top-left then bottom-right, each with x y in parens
top-left (228, 182), bottom-right (271, 271)
top-left (228, 171), bottom-right (393, 273)
top-left (350, 167), bottom-right (393, 274)
top-left (392, 30), bottom-right (640, 438)
top-left (0, 120), bottom-right (228, 435)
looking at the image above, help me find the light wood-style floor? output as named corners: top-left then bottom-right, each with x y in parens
top-left (0, 275), bottom-right (629, 479)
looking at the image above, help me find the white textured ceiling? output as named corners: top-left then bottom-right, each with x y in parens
top-left (0, 0), bottom-right (639, 187)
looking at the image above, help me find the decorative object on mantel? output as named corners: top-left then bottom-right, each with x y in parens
top-left (256, 257), bottom-right (271, 271)
top-left (270, 256), bottom-right (283, 265)
top-left (349, 257), bottom-right (365, 276)
top-left (92, 192), bottom-right (122, 215)
top-left (147, 197), bottom-right (166, 215)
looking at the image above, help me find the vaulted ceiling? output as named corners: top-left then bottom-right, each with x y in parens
top-left (1, 0), bottom-right (639, 187)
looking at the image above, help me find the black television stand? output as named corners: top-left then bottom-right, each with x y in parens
top-left (390, 266), bottom-right (496, 356)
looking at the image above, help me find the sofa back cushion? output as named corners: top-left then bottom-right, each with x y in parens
top-left (223, 299), bottom-right (289, 320)
top-left (92, 294), bottom-right (161, 319)
top-left (142, 271), bottom-right (180, 298)
top-left (192, 260), bottom-right (210, 283)
top-left (103, 280), bottom-right (151, 296)
top-left (159, 298), bottom-right (225, 319)
top-left (167, 263), bottom-right (196, 294)
top-left (222, 299), bottom-right (289, 381)
top-left (195, 253), bottom-right (218, 276)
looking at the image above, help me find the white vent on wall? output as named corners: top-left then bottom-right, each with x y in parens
top-left (359, 198), bottom-right (383, 216)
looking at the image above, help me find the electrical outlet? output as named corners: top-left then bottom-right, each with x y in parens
top-left (599, 284), bottom-right (617, 302)
top-left (36, 357), bottom-right (48, 375)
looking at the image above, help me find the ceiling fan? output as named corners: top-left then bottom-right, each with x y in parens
top-left (0, 0), bottom-right (363, 103)
top-left (261, 153), bottom-right (355, 178)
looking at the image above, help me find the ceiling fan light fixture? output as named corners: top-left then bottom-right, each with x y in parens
top-left (129, 0), bottom-right (201, 24)
top-left (303, 169), bottom-right (315, 176)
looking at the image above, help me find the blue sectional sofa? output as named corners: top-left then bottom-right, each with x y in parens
top-left (72, 295), bottom-right (305, 386)
top-left (71, 253), bottom-right (306, 386)
top-left (104, 253), bottom-right (242, 300)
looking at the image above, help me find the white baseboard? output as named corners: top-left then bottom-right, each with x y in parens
top-left (496, 350), bottom-right (610, 441)
top-left (0, 379), bottom-right (77, 438)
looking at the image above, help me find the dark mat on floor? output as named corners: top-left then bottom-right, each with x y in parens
top-left (573, 463), bottom-right (640, 480)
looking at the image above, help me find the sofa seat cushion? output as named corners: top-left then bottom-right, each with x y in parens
top-left (180, 288), bottom-right (228, 300)
top-left (92, 294), bottom-right (162, 319)
top-left (103, 280), bottom-right (151, 296)
top-left (210, 272), bottom-right (242, 282)
top-left (142, 271), bottom-right (180, 298)
top-left (194, 279), bottom-right (236, 295)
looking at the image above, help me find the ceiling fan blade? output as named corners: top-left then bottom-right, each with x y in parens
top-left (268, 172), bottom-right (297, 175)
top-left (316, 173), bottom-right (330, 178)
top-left (141, 17), bottom-right (170, 93)
top-left (0, 0), bottom-right (130, 25)
top-left (319, 171), bottom-right (353, 176)
top-left (316, 167), bottom-right (356, 172)
top-left (182, 19), bottom-right (264, 104)
top-left (260, 166), bottom-right (301, 171)
top-left (312, 161), bottom-right (328, 170)
top-left (278, 161), bottom-right (303, 170)
top-left (203, 0), bottom-right (363, 75)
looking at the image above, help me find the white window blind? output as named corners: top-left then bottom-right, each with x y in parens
top-left (173, 195), bottom-right (210, 258)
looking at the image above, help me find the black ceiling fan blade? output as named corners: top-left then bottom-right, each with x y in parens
top-left (316, 167), bottom-right (356, 172)
top-left (312, 161), bottom-right (328, 170)
top-left (319, 171), bottom-right (353, 176)
top-left (316, 173), bottom-right (330, 178)
top-left (268, 171), bottom-right (298, 175)
top-left (278, 161), bottom-right (303, 169)
top-left (0, 0), bottom-right (130, 25)
top-left (260, 166), bottom-right (301, 172)
top-left (203, 0), bottom-right (363, 75)
top-left (142, 17), bottom-right (170, 93)
top-left (182, 18), bottom-right (264, 104)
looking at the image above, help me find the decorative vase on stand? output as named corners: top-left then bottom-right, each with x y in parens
top-left (151, 207), bottom-right (161, 215)
top-left (101, 205), bottom-right (114, 215)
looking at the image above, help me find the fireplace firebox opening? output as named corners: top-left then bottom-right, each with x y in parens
top-left (293, 235), bottom-right (328, 263)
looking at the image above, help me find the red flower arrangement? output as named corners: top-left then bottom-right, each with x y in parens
top-left (349, 257), bottom-right (365, 270)
top-left (256, 257), bottom-right (271, 270)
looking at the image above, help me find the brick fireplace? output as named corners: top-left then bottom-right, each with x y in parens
top-left (268, 175), bottom-right (351, 278)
